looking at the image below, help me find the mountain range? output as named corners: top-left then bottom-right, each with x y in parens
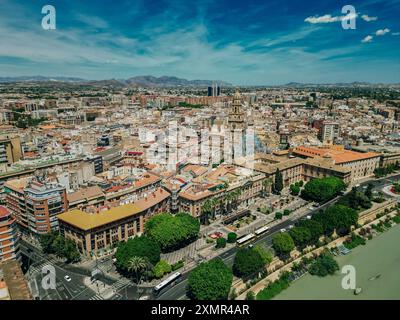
top-left (0, 75), bottom-right (232, 87)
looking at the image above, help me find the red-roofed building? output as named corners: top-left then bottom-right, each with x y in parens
top-left (293, 145), bottom-right (381, 182)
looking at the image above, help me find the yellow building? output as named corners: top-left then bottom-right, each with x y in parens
top-left (58, 188), bottom-right (170, 257)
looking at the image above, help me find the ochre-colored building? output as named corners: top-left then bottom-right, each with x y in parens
top-left (58, 187), bottom-right (170, 257)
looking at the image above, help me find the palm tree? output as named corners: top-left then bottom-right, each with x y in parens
top-left (225, 192), bottom-right (234, 213)
top-left (210, 198), bottom-right (219, 220)
top-left (262, 178), bottom-right (272, 198)
top-left (127, 256), bottom-right (148, 284)
top-left (232, 189), bottom-right (242, 209)
top-left (201, 199), bottom-right (213, 224)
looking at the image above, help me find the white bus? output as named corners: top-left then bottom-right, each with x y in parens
top-left (153, 272), bottom-right (182, 296)
top-left (255, 225), bottom-right (269, 236)
top-left (236, 233), bottom-right (256, 246)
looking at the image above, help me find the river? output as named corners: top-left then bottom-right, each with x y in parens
top-left (275, 224), bottom-right (400, 300)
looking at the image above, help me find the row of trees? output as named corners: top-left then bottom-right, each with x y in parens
top-left (338, 185), bottom-right (373, 211)
top-left (272, 203), bottom-right (359, 258)
top-left (201, 190), bottom-right (242, 223)
top-left (40, 231), bottom-right (80, 263)
top-left (374, 162), bottom-right (399, 178)
top-left (187, 244), bottom-right (273, 300)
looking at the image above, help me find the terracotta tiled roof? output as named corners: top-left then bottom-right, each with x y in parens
top-left (293, 146), bottom-right (380, 164)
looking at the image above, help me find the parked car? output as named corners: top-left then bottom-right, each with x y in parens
top-left (64, 275), bottom-right (72, 282)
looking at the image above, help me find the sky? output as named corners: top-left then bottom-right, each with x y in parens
top-left (0, 0), bottom-right (399, 85)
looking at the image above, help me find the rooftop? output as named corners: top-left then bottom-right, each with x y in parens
top-left (0, 260), bottom-right (32, 300)
top-left (293, 145), bottom-right (380, 164)
top-left (58, 187), bottom-right (170, 231)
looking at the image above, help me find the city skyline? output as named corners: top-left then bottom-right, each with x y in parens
top-left (0, 0), bottom-right (399, 85)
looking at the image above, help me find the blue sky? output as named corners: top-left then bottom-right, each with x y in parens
top-left (0, 0), bottom-right (399, 84)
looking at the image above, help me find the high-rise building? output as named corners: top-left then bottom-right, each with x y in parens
top-left (313, 120), bottom-right (340, 144)
top-left (4, 178), bottom-right (68, 235)
top-left (0, 206), bottom-right (20, 262)
top-left (207, 82), bottom-right (221, 97)
top-left (0, 136), bottom-right (22, 173)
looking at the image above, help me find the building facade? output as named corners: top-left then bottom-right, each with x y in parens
top-left (5, 178), bottom-right (68, 235)
top-left (0, 206), bottom-right (20, 262)
top-left (58, 187), bottom-right (170, 257)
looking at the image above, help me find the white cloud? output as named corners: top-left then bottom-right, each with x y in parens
top-left (376, 28), bottom-right (390, 36)
top-left (361, 35), bottom-right (373, 43)
top-left (392, 32), bottom-right (400, 36)
top-left (305, 12), bottom-right (358, 24)
top-left (361, 14), bottom-right (378, 22)
top-left (305, 14), bottom-right (340, 24)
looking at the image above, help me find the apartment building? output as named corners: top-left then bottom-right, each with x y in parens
top-left (0, 206), bottom-right (19, 262)
top-left (4, 178), bottom-right (68, 235)
top-left (0, 136), bottom-right (22, 173)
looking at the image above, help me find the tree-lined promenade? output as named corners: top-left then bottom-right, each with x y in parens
top-left (235, 200), bottom-right (399, 300)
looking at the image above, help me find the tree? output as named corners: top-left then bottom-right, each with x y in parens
top-left (115, 236), bottom-right (160, 272)
top-left (313, 204), bottom-right (358, 236)
top-left (290, 184), bottom-right (300, 195)
top-left (262, 178), bottom-right (272, 197)
top-left (63, 239), bottom-right (81, 263)
top-left (289, 227), bottom-right (312, 248)
top-left (273, 169), bottom-right (283, 194)
top-left (233, 248), bottom-right (265, 278)
top-left (216, 237), bottom-right (227, 248)
top-left (253, 245), bottom-right (273, 265)
top-left (153, 260), bottom-right (172, 279)
top-left (297, 219), bottom-right (323, 243)
top-left (365, 183), bottom-right (373, 199)
top-left (309, 253), bottom-right (339, 277)
top-left (246, 291), bottom-right (255, 300)
top-left (275, 212), bottom-right (283, 220)
top-left (301, 177), bottom-right (346, 203)
top-left (272, 233), bottom-right (295, 257)
top-left (201, 199), bottom-right (213, 224)
top-left (128, 256), bottom-right (149, 283)
top-left (339, 187), bottom-right (372, 210)
top-left (187, 258), bottom-right (233, 300)
top-left (227, 232), bottom-right (237, 243)
top-left (145, 212), bottom-right (200, 252)
top-left (40, 231), bottom-right (57, 253)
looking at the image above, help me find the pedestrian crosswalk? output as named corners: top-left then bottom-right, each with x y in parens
top-left (28, 259), bottom-right (58, 275)
top-left (89, 294), bottom-right (104, 300)
top-left (111, 278), bottom-right (132, 291)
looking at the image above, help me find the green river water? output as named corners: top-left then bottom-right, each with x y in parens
top-left (275, 224), bottom-right (400, 300)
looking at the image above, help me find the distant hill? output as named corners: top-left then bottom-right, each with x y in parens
top-left (0, 75), bottom-right (232, 87)
top-left (0, 76), bottom-right (85, 83)
top-left (124, 75), bottom-right (232, 87)
top-left (281, 81), bottom-right (399, 88)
